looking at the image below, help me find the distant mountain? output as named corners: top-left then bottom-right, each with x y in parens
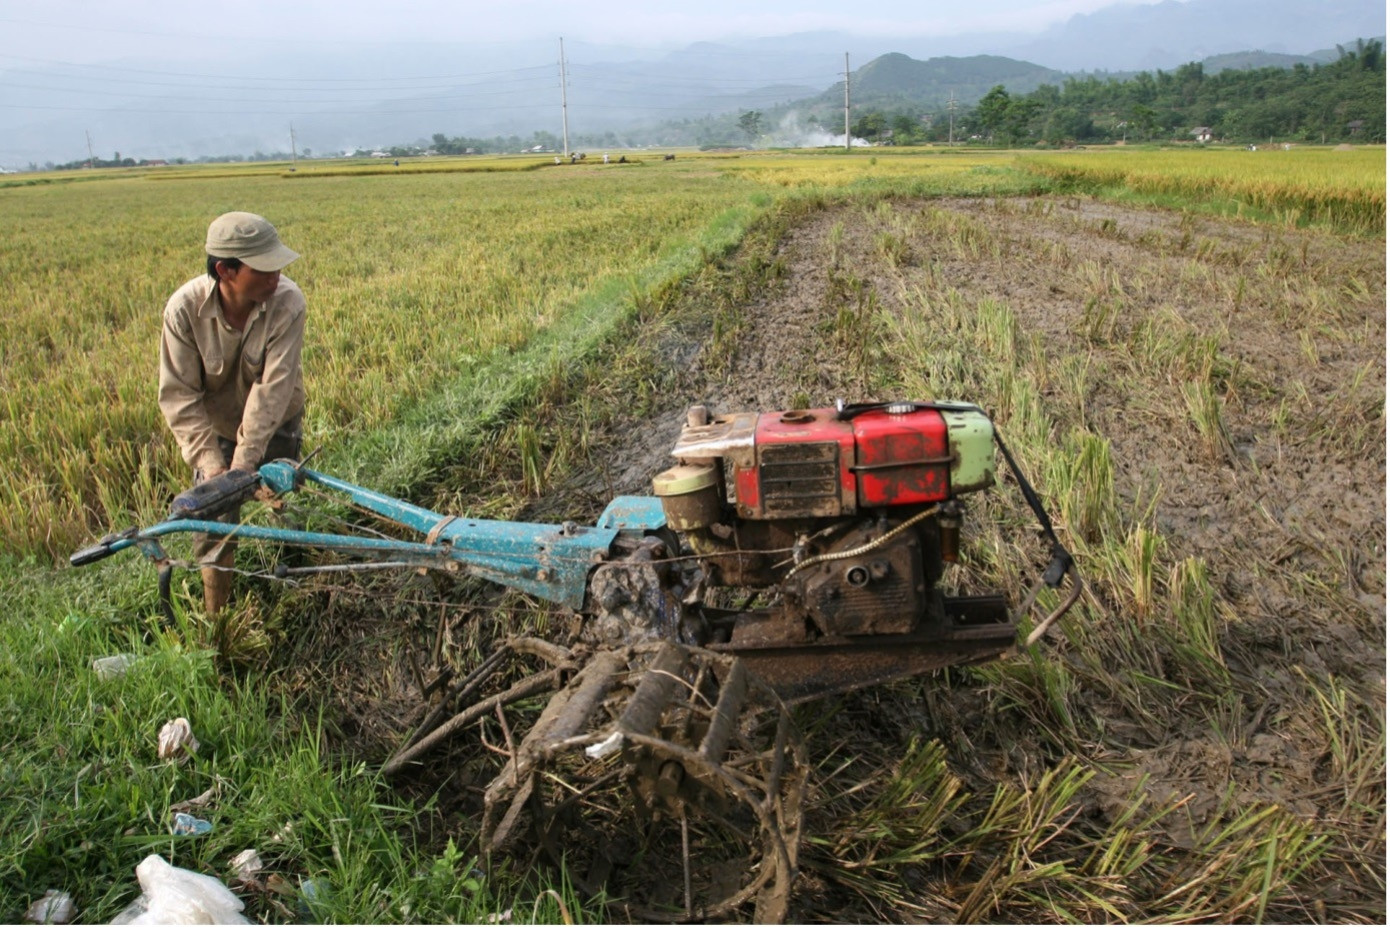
top-left (661, 0), bottom-right (1384, 77)
top-left (1198, 40), bottom-right (1380, 72)
top-left (1002, 0), bottom-right (1383, 71)
top-left (1200, 50), bottom-right (1327, 71)
top-left (833, 53), bottom-right (1064, 108)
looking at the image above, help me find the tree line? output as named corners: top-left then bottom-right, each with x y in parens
top-left (845, 41), bottom-right (1385, 146)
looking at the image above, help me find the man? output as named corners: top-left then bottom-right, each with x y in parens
top-left (159, 211), bottom-right (306, 616)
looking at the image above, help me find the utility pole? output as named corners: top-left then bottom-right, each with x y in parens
top-left (289, 123), bottom-right (297, 171)
top-left (947, 93), bottom-right (957, 145)
top-left (559, 37), bottom-right (571, 158)
top-left (843, 53), bottom-right (851, 151)
top-left (85, 130), bottom-right (95, 169)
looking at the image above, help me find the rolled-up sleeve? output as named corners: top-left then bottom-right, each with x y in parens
top-left (232, 288), bottom-right (306, 471)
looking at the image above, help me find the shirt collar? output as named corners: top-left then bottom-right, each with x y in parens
top-left (196, 277), bottom-right (267, 323)
top-left (195, 277), bottom-right (220, 320)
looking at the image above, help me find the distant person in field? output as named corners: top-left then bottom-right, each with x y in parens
top-left (158, 211), bottom-right (306, 617)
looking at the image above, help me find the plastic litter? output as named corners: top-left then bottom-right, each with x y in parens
top-left (297, 878), bottom-right (331, 921)
top-left (228, 850), bottom-right (262, 880)
top-left (585, 730), bottom-right (624, 759)
top-left (92, 654), bottom-right (140, 680)
top-left (170, 812), bottom-right (213, 836)
top-left (24, 889), bottom-right (76, 924)
top-left (157, 718), bottom-right (200, 762)
top-left (109, 855), bottom-right (248, 925)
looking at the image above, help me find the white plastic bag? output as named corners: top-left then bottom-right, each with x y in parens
top-left (157, 719), bottom-right (200, 762)
top-left (228, 850), bottom-right (263, 880)
top-left (109, 855), bottom-right (248, 925)
top-left (92, 654), bottom-right (140, 680)
top-left (24, 889), bottom-right (75, 924)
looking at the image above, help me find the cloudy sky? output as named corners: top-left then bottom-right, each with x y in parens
top-left (1, 0), bottom-right (1133, 64)
top-left (1, 0), bottom-right (1381, 165)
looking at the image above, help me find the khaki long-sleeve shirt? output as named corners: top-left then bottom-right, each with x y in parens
top-left (158, 274), bottom-right (306, 473)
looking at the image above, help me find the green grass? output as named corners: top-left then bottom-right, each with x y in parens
top-left (0, 563), bottom-right (591, 923)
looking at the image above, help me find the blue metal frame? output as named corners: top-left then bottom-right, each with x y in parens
top-left (99, 462), bottom-right (670, 611)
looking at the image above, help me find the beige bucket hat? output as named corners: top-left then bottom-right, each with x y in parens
top-left (205, 212), bottom-right (300, 272)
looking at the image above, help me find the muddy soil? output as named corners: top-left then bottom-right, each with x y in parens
top-left (551, 198), bottom-right (1383, 917)
top-left (524, 207), bottom-right (885, 515)
top-left (288, 195), bottom-right (1385, 922)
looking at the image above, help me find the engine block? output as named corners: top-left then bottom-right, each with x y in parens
top-left (651, 402), bottom-right (997, 646)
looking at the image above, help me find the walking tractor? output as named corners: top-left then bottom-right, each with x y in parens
top-left (73, 399), bottom-right (1082, 922)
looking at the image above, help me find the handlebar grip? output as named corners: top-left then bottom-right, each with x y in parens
top-left (70, 526), bottom-right (138, 567)
top-left (169, 469), bottom-right (262, 520)
top-left (70, 541), bottom-right (117, 567)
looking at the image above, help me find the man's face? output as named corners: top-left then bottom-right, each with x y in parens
top-left (217, 261), bottom-right (281, 305)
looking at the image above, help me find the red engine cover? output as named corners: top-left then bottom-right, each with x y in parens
top-left (733, 407), bottom-right (950, 518)
top-left (851, 407), bottom-right (950, 507)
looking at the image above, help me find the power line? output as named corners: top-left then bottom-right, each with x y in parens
top-left (1, 97), bottom-right (812, 115)
top-left (0, 45), bottom-right (869, 161)
top-left (0, 101), bottom-right (567, 116)
top-left (0, 73), bottom-right (834, 113)
top-left (0, 53), bottom-right (558, 84)
top-left (1, 81), bottom-right (561, 104)
top-left (0, 60), bottom-right (836, 116)
top-left (566, 63), bottom-right (835, 84)
top-left (2, 74), bottom-right (561, 95)
top-left (562, 78), bottom-right (832, 96)
top-left (0, 15), bottom-right (512, 52)
top-left (1, 62), bottom-right (833, 98)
